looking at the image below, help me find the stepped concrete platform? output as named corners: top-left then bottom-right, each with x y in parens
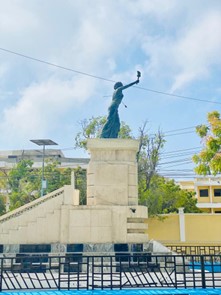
top-left (0, 138), bottom-right (148, 250)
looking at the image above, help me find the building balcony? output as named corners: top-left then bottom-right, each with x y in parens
top-left (197, 202), bottom-right (221, 209)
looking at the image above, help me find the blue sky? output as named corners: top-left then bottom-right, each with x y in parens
top-left (0, 0), bottom-right (221, 179)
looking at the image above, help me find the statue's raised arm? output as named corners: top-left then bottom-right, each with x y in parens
top-left (100, 71), bottom-right (141, 139)
top-left (118, 71), bottom-right (141, 91)
top-left (120, 79), bottom-right (139, 90)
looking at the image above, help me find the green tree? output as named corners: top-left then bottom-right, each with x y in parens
top-left (0, 169), bottom-right (8, 215)
top-left (43, 159), bottom-right (72, 193)
top-left (0, 169), bottom-right (8, 188)
top-left (137, 121), bottom-right (165, 191)
top-left (193, 111), bottom-right (221, 175)
top-left (8, 160), bottom-right (39, 210)
top-left (139, 175), bottom-right (200, 216)
top-left (0, 195), bottom-right (6, 216)
top-left (75, 116), bottom-right (133, 149)
top-left (74, 167), bottom-right (87, 205)
top-left (7, 159), bottom-right (73, 210)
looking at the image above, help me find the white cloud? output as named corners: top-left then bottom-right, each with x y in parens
top-left (127, 0), bottom-right (177, 18)
top-left (0, 75), bottom-right (97, 143)
top-left (0, 63), bottom-right (8, 79)
top-left (139, 6), bottom-right (221, 92)
top-left (0, 0), bottom-right (220, 153)
top-left (171, 11), bottom-right (221, 92)
top-left (0, 2), bottom-right (38, 34)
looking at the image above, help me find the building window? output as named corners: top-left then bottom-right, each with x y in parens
top-left (214, 189), bottom-right (221, 197)
top-left (199, 189), bottom-right (209, 197)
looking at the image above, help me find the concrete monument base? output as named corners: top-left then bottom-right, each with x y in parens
top-left (0, 138), bottom-right (148, 251)
top-left (87, 138), bottom-right (139, 206)
top-left (86, 138), bottom-right (148, 243)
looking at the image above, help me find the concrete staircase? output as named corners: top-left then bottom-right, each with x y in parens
top-left (0, 185), bottom-right (79, 244)
top-left (0, 184), bottom-right (148, 246)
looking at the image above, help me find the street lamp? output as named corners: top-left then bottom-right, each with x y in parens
top-left (30, 139), bottom-right (58, 196)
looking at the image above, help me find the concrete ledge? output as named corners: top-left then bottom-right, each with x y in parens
top-left (87, 138), bottom-right (139, 151)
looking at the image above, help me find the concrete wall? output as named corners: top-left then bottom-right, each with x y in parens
top-left (147, 213), bottom-right (221, 244)
top-left (185, 214), bottom-right (221, 243)
top-left (0, 185), bottom-right (148, 246)
top-left (147, 215), bottom-right (180, 243)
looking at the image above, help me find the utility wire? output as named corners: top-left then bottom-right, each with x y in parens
top-left (159, 157), bottom-right (192, 166)
top-left (159, 160), bottom-right (193, 169)
top-left (161, 146), bottom-right (201, 155)
top-left (163, 126), bottom-right (197, 134)
top-left (0, 47), bottom-right (114, 83)
top-left (161, 169), bottom-right (195, 172)
top-left (161, 149), bottom-right (200, 156)
top-left (137, 85), bottom-right (221, 105)
top-left (0, 47), bottom-right (221, 105)
top-left (161, 151), bottom-right (200, 159)
top-left (148, 131), bottom-right (197, 142)
top-left (164, 131), bottom-right (196, 137)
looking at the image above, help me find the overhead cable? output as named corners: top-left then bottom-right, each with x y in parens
top-left (0, 47), bottom-right (220, 105)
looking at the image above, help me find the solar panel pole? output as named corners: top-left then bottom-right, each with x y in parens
top-left (30, 139), bottom-right (58, 197)
top-left (41, 144), bottom-right (46, 197)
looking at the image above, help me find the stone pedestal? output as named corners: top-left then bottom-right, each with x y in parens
top-left (87, 139), bottom-right (139, 206)
top-left (0, 139), bottom-right (148, 249)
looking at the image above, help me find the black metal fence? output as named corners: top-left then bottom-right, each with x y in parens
top-left (166, 245), bottom-right (221, 255)
top-left (0, 253), bottom-right (221, 291)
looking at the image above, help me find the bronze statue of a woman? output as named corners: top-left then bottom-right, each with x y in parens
top-left (100, 72), bottom-right (141, 138)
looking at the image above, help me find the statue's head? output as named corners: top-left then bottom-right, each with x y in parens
top-left (114, 82), bottom-right (123, 89)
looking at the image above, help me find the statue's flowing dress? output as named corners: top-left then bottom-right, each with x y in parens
top-left (100, 88), bottom-right (123, 138)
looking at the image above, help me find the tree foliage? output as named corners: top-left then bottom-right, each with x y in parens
top-left (74, 116), bottom-right (133, 149)
top-left (43, 160), bottom-right (72, 192)
top-left (0, 195), bottom-right (6, 216)
top-left (193, 111), bottom-right (221, 175)
top-left (137, 121), bottom-right (165, 191)
top-left (7, 159), bottom-right (73, 211)
top-left (8, 160), bottom-right (38, 210)
top-left (139, 175), bottom-right (201, 216)
top-left (74, 167), bottom-right (87, 205)
top-left (0, 169), bottom-right (8, 215)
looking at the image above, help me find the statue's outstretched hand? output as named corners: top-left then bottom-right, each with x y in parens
top-left (135, 79), bottom-right (140, 84)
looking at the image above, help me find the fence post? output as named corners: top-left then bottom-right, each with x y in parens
top-left (178, 207), bottom-right (186, 242)
top-left (120, 256), bottom-right (122, 289)
top-left (58, 256), bottom-right (61, 290)
top-left (86, 256), bottom-right (90, 290)
top-left (0, 258), bottom-right (3, 292)
top-left (200, 255), bottom-right (206, 289)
